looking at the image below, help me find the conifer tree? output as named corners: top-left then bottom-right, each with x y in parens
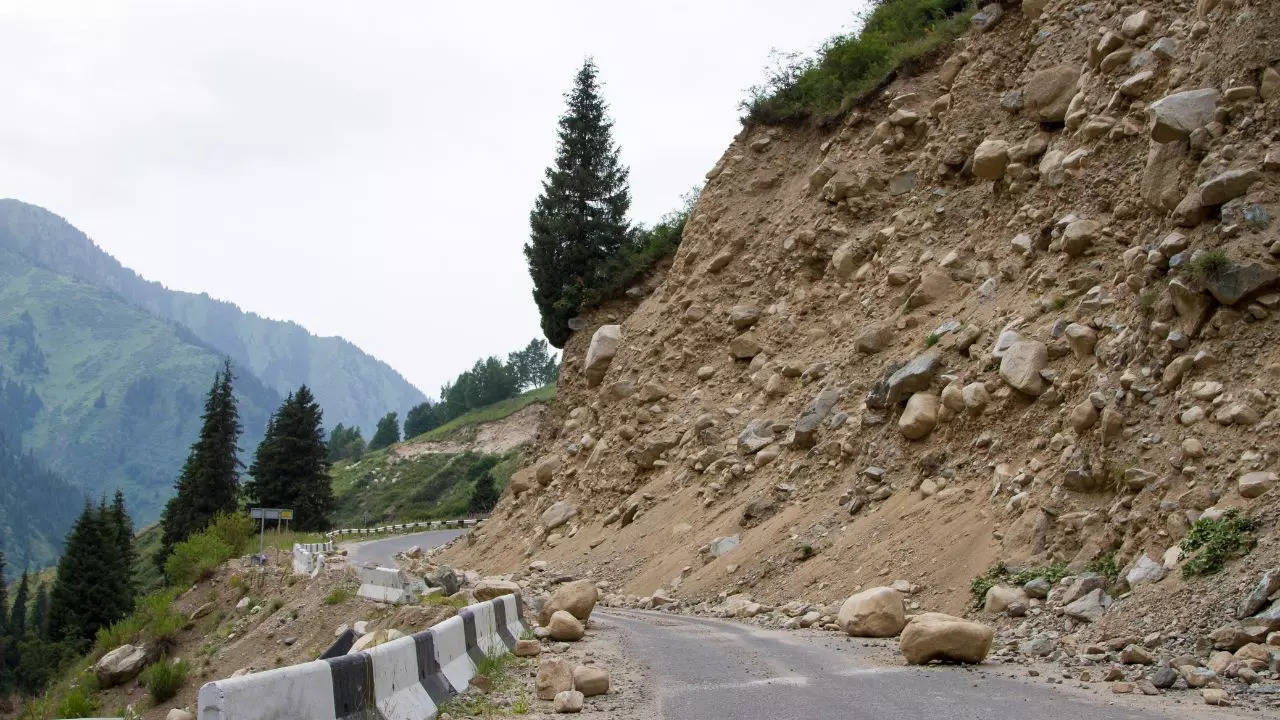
top-left (327, 423), bottom-right (366, 462)
top-left (0, 550), bottom-right (7, 638)
top-left (9, 571), bottom-right (29, 639)
top-left (526, 58), bottom-right (632, 346)
top-left (30, 583), bottom-right (48, 640)
top-left (403, 401), bottom-right (439, 439)
top-left (157, 359), bottom-right (243, 567)
top-left (246, 386), bottom-right (334, 531)
top-left (469, 471), bottom-right (499, 513)
top-left (107, 491), bottom-right (136, 617)
top-left (368, 412), bottom-right (400, 451)
top-left (47, 503), bottom-right (118, 644)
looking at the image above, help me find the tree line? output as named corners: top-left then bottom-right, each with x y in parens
top-left (0, 493), bottom-right (134, 695)
top-left (328, 338), bottom-right (558, 462)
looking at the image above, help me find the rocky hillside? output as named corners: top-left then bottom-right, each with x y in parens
top-left (445, 0), bottom-right (1280, 702)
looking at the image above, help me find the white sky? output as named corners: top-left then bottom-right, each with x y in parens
top-left (0, 0), bottom-right (865, 395)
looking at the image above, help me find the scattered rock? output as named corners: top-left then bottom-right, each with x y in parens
top-left (572, 665), bottom-right (610, 696)
top-left (537, 659), bottom-right (575, 701)
top-left (554, 689), bottom-right (585, 713)
top-left (899, 613), bottom-right (993, 664)
top-left (584, 325), bottom-right (621, 387)
top-left (838, 587), bottom-right (906, 637)
top-left (547, 610), bottom-right (585, 641)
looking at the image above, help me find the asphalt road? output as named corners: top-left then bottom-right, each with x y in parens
top-left (600, 609), bottom-right (1227, 720)
top-left (342, 528), bottom-right (464, 567)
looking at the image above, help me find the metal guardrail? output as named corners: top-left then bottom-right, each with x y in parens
top-left (324, 517), bottom-right (483, 538)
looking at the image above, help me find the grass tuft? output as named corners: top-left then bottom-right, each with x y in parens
top-left (1189, 249), bottom-right (1232, 282)
top-left (141, 658), bottom-right (190, 703)
top-left (970, 562), bottom-right (1070, 608)
top-left (323, 586), bottom-right (354, 606)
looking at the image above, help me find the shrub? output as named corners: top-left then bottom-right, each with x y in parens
top-left (969, 562), bottom-right (1070, 607)
top-left (1189, 249), bottom-right (1232, 282)
top-left (93, 615), bottom-right (145, 659)
top-left (924, 332), bottom-right (941, 347)
top-left (141, 658), bottom-right (190, 703)
top-left (323, 587), bottom-right (353, 606)
top-left (92, 590), bottom-right (184, 657)
top-left (1180, 510), bottom-right (1255, 577)
top-left (53, 685), bottom-right (98, 719)
top-left (743, 0), bottom-right (973, 125)
top-left (1085, 551), bottom-right (1119, 584)
top-left (208, 512), bottom-right (255, 555)
top-left (164, 531), bottom-right (232, 586)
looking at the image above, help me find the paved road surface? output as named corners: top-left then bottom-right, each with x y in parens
top-left (600, 609), bottom-right (1230, 720)
top-left (342, 529), bottom-right (463, 567)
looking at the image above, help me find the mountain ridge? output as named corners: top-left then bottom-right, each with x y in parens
top-left (0, 198), bottom-right (426, 434)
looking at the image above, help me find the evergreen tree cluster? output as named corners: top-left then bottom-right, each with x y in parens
top-left (368, 412), bottom-right (400, 451)
top-left (0, 493), bottom-right (134, 695)
top-left (244, 386), bottom-right (334, 531)
top-left (525, 59), bottom-right (633, 347)
top-left (401, 339), bottom-right (559, 440)
top-left (326, 423), bottom-right (366, 462)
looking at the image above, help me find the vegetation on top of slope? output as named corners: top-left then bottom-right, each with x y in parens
top-left (410, 384), bottom-right (554, 444)
top-left (742, 0), bottom-right (973, 126)
top-left (330, 449), bottom-right (519, 527)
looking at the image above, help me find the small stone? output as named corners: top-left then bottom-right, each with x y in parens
top-left (554, 689), bottom-right (585, 713)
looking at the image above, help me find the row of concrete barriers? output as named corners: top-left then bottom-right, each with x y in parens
top-left (196, 593), bottom-right (526, 719)
top-left (291, 541), bottom-right (334, 577)
top-left (325, 517), bottom-right (481, 538)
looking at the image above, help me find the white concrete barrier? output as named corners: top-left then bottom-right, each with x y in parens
top-left (291, 541), bottom-right (333, 577)
top-left (356, 565), bottom-right (426, 604)
top-left (325, 516), bottom-right (487, 538)
top-left (197, 594), bottom-right (526, 720)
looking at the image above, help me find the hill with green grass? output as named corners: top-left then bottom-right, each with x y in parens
top-left (330, 386), bottom-right (552, 527)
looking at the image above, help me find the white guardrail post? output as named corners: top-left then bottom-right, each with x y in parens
top-left (196, 594), bottom-right (526, 720)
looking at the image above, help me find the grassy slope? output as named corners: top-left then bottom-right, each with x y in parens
top-left (331, 386), bottom-right (551, 527)
top-left (0, 248), bottom-right (276, 526)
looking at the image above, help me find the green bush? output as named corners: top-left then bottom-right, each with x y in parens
top-left (744, 0), bottom-right (973, 125)
top-left (323, 587), bottom-right (353, 606)
top-left (164, 531), bottom-right (232, 586)
top-left (93, 589), bottom-right (185, 657)
top-left (53, 685), bottom-right (98, 718)
top-left (1180, 510), bottom-right (1255, 577)
top-left (1085, 551), bottom-right (1120, 584)
top-left (208, 512), bottom-right (255, 555)
top-left (969, 561), bottom-right (1070, 607)
top-left (141, 658), bottom-right (190, 703)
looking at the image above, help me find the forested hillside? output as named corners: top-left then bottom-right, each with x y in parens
top-left (0, 432), bottom-right (82, 570)
top-left (0, 199), bottom-right (425, 434)
top-left (0, 244), bottom-right (276, 540)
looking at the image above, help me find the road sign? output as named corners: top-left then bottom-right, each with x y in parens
top-left (250, 508), bottom-right (294, 520)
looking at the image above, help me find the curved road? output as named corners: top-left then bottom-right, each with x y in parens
top-left (599, 609), bottom-right (1238, 720)
top-left (342, 528), bottom-right (464, 567)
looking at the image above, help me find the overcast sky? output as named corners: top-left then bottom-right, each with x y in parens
top-left (0, 0), bottom-right (864, 396)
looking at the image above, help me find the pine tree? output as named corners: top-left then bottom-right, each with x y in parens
top-left (469, 471), bottom-right (499, 513)
top-left (107, 490), bottom-right (136, 618)
top-left (403, 401), bottom-right (439, 439)
top-left (526, 58), bottom-right (632, 346)
top-left (368, 412), bottom-right (400, 451)
top-left (30, 583), bottom-right (48, 640)
top-left (156, 359), bottom-right (243, 567)
top-left (246, 386), bottom-right (334, 531)
top-left (47, 502), bottom-right (120, 644)
top-left (0, 550), bottom-right (7, 638)
top-left (9, 571), bottom-right (29, 639)
top-left (327, 423), bottom-right (366, 462)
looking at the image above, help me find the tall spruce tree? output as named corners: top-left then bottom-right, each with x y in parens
top-left (47, 502), bottom-right (119, 644)
top-left (0, 550), bottom-right (7, 638)
top-left (157, 359), bottom-right (243, 567)
top-left (30, 582), bottom-right (48, 640)
top-left (368, 412), bottom-right (400, 451)
top-left (107, 490), bottom-right (136, 617)
top-left (245, 386), bottom-right (334, 531)
top-left (9, 571), bottom-right (29, 639)
top-left (403, 401), bottom-right (438, 439)
top-left (525, 58), bottom-right (632, 346)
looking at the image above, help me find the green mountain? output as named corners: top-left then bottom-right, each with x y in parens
top-left (0, 199), bottom-right (425, 435)
top-left (0, 243), bottom-right (278, 529)
top-left (0, 431), bottom-right (83, 571)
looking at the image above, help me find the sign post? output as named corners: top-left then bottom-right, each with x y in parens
top-left (249, 508), bottom-right (294, 562)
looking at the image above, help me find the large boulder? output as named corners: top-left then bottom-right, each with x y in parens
top-left (539, 579), bottom-right (598, 625)
top-left (867, 351), bottom-right (941, 409)
top-left (1063, 588), bottom-right (1110, 622)
top-left (792, 387), bottom-right (840, 448)
top-left (583, 325), bottom-right (621, 386)
top-left (1202, 263), bottom-right (1280, 306)
top-left (1148, 88), bottom-right (1221, 142)
top-left (536, 659), bottom-right (574, 700)
top-left (573, 666), bottom-right (610, 696)
top-left (899, 613), bottom-right (993, 664)
top-left (898, 392), bottom-right (940, 440)
top-left (93, 644), bottom-right (151, 688)
top-left (983, 585), bottom-right (1028, 614)
top-left (999, 340), bottom-right (1048, 396)
top-left (474, 578), bottom-right (522, 602)
top-left (541, 500), bottom-right (578, 530)
top-left (547, 610), bottom-right (585, 641)
top-left (838, 587), bottom-right (906, 637)
top-left (1239, 472), bottom-right (1276, 499)
top-left (972, 139), bottom-right (1010, 180)
top-left (1022, 65), bottom-right (1079, 122)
